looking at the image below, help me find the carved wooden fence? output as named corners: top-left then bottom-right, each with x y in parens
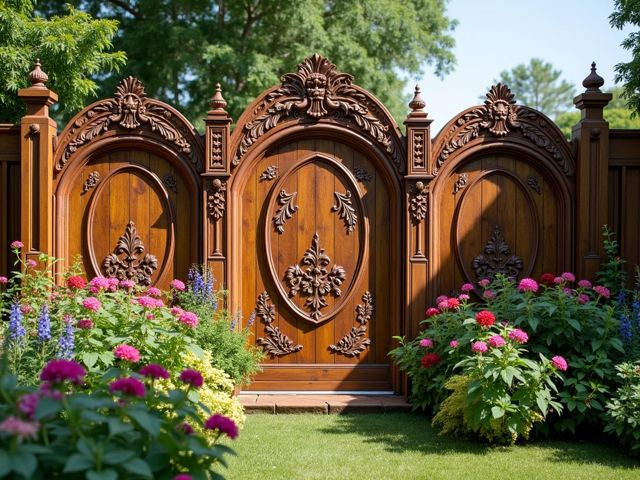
top-left (0, 57), bottom-right (634, 392)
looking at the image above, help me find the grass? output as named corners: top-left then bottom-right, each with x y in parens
top-left (223, 413), bottom-right (640, 480)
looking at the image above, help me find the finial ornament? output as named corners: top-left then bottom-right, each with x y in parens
top-left (209, 83), bottom-right (227, 112)
top-left (409, 85), bottom-right (426, 112)
top-left (582, 62), bottom-right (605, 93)
top-left (28, 59), bottom-right (48, 88)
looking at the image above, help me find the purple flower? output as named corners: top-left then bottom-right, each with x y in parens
top-left (179, 369), bottom-right (203, 388)
top-left (577, 279), bottom-right (592, 288)
top-left (10, 240), bottom-right (23, 249)
top-left (471, 341), bottom-right (488, 354)
top-left (18, 393), bottom-right (40, 419)
top-left (9, 302), bottom-right (26, 342)
top-left (578, 294), bottom-right (590, 305)
top-left (551, 355), bottom-right (568, 371)
top-left (139, 363), bottom-right (170, 380)
top-left (561, 272), bottom-right (576, 283)
top-left (37, 303), bottom-right (51, 342)
top-left (109, 377), bottom-right (146, 397)
top-left (57, 320), bottom-right (75, 359)
top-left (40, 359), bottom-right (86, 384)
top-left (119, 280), bottom-right (135, 290)
top-left (204, 414), bottom-right (238, 439)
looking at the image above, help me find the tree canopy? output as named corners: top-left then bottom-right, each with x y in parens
top-left (610, 0), bottom-right (640, 116)
top-left (0, 0), bottom-right (125, 123)
top-left (485, 58), bottom-right (576, 119)
top-left (38, 0), bottom-right (457, 125)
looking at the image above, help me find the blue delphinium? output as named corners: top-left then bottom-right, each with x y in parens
top-left (620, 313), bottom-right (633, 343)
top-left (58, 316), bottom-right (75, 359)
top-left (192, 269), bottom-right (205, 296)
top-left (37, 303), bottom-right (52, 342)
top-left (247, 312), bottom-right (256, 328)
top-left (9, 302), bottom-right (26, 343)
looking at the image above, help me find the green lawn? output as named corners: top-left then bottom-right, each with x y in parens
top-left (223, 413), bottom-right (640, 480)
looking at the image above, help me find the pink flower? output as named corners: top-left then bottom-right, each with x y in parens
top-left (26, 259), bottom-right (37, 268)
top-left (179, 369), bottom-right (203, 388)
top-left (0, 416), bottom-right (39, 439)
top-left (204, 414), bottom-right (238, 439)
top-left (178, 423), bottom-right (194, 435)
top-left (447, 298), bottom-right (460, 310)
top-left (171, 307), bottom-right (184, 316)
top-left (518, 278), bottom-right (539, 293)
top-left (563, 288), bottom-right (573, 297)
top-left (551, 355), bottom-right (568, 371)
top-left (40, 359), bottom-right (86, 384)
top-left (66, 276), bottom-right (86, 289)
top-left (577, 294), bottom-right (590, 305)
top-left (109, 377), bottom-right (146, 397)
top-left (553, 276), bottom-right (564, 284)
top-left (478, 278), bottom-right (490, 288)
top-left (471, 341), bottom-right (488, 354)
top-left (449, 340), bottom-right (459, 348)
top-left (593, 285), bottom-right (610, 299)
top-left (146, 287), bottom-right (162, 297)
top-left (82, 297), bottom-right (101, 312)
top-left (139, 363), bottom-right (170, 380)
top-left (76, 319), bottom-right (94, 330)
top-left (20, 304), bottom-right (33, 314)
top-left (137, 296), bottom-right (164, 308)
top-left (461, 283), bottom-right (474, 292)
top-left (107, 278), bottom-right (119, 292)
top-left (174, 475), bottom-right (192, 480)
top-left (10, 240), bottom-right (23, 249)
top-left (119, 280), bottom-right (135, 290)
top-left (419, 338), bottom-right (434, 348)
top-left (146, 313), bottom-right (155, 320)
top-left (171, 279), bottom-right (186, 291)
top-left (113, 344), bottom-right (140, 363)
top-left (0, 276), bottom-right (8, 285)
top-left (89, 277), bottom-right (111, 292)
top-left (435, 295), bottom-right (448, 305)
top-left (18, 393), bottom-right (40, 419)
top-left (577, 279), bottom-right (592, 288)
top-left (483, 290), bottom-right (495, 300)
top-left (179, 311), bottom-right (198, 328)
top-left (561, 272), bottom-right (576, 283)
top-left (488, 335), bottom-right (505, 348)
top-left (508, 328), bottom-right (529, 344)
top-left (458, 294), bottom-right (470, 301)
top-left (475, 310), bottom-right (496, 328)
top-left (437, 300), bottom-right (449, 310)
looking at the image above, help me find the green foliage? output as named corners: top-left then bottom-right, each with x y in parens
top-left (431, 375), bottom-right (471, 438)
top-left (39, 0), bottom-right (457, 125)
top-left (485, 58), bottom-right (575, 118)
top-left (604, 361), bottom-right (640, 454)
top-left (597, 225), bottom-right (627, 297)
top-left (610, 0), bottom-right (640, 117)
top-left (0, 0), bottom-right (125, 123)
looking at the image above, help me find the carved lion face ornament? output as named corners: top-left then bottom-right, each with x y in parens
top-left (305, 73), bottom-right (328, 117)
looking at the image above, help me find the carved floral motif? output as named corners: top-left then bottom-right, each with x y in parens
top-left (332, 190), bottom-right (357, 233)
top-left (102, 221), bottom-right (158, 286)
top-left (233, 54), bottom-right (400, 167)
top-left (207, 179), bottom-right (226, 220)
top-left (259, 165), bottom-right (278, 182)
top-left (527, 175), bottom-right (542, 195)
top-left (210, 130), bottom-right (223, 167)
top-left (82, 171), bottom-right (101, 193)
top-left (330, 292), bottom-right (374, 357)
top-left (412, 131), bottom-right (426, 168)
top-left (255, 292), bottom-right (303, 357)
top-left (410, 181), bottom-right (428, 224)
top-left (354, 167), bottom-right (372, 182)
top-left (162, 173), bottom-right (178, 193)
top-left (453, 173), bottom-right (468, 194)
top-left (472, 225), bottom-right (523, 282)
top-left (284, 232), bottom-right (346, 321)
top-left (273, 190), bottom-right (298, 234)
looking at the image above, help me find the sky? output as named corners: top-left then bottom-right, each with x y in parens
top-left (414, 0), bottom-right (633, 133)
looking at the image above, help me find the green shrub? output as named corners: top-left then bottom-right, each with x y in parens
top-left (431, 375), bottom-right (471, 438)
top-left (604, 361), bottom-right (640, 454)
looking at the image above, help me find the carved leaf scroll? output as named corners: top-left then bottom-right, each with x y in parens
top-left (82, 171), bottom-right (101, 194)
top-left (472, 225), bottom-right (523, 282)
top-left (330, 292), bottom-right (374, 357)
top-left (259, 165), bottom-right (278, 182)
top-left (255, 292), bottom-right (302, 357)
top-left (354, 167), bottom-right (372, 182)
top-left (273, 190), bottom-right (298, 234)
top-left (332, 190), bottom-right (357, 233)
top-left (102, 221), bottom-right (158, 286)
top-left (284, 232), bottom-right (346, 321)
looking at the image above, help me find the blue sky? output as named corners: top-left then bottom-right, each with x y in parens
top-left (414, 0), bottom-right (633, 133)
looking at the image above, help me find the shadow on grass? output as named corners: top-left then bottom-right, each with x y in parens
top-left (319, 412), bottom-right (640, 470)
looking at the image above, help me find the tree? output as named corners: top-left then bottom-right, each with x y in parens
top-left (485, 58), bottom-right (576, 119)
top-left (0, 0), bottom-right (125, 123)
top-left (38, 0), bottom-right (457, 124)
top-left (610, 0), bottom-right (640, 116)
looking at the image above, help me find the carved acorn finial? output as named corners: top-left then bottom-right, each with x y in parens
top-left (28, 59), bottom-right (48, 88)
top-left (209, 83), bottom-right (227, 112)
top-left (583, 62), bottom-right (605, 93)
top-left (409, 85), bottom-right (426, 112)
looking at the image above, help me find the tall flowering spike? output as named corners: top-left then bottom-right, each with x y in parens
top-left (37, 303), bottom-right (52, 342)
top-left (57, 318), bottom-right (75, 359)
top-left (9, 303), bottom-right (26, 343)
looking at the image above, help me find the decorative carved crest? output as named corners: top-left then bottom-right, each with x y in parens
top-left (273, 190), bottom-right (298, 234)
top-left (102, 221), bottom-right (158, 286)
top-left (82, 171), bottom-right (101, 193)
top-left (162, 173), bottom-right (178, 193)
top-left (330, 292), bottom-right (374, 357)
top-left (255, 292), bottom-right (303, 357)
top-left (435, 83), bottom-right (572, 175)
top-left (210, 130), bottom-right (223, 167)
top-left (259, 165), bottom-right (278, 182)
top-left (233, 54), bottom-right (401, 167)
top-left (527, 175), bottom-right (541, 195)
top-left (207, 179), bottom-right (226, 220)
top-left (332, 190), bottom-right (357, 233)
top-left (453, 173), bottom-right (468, 194)
top-left (410, 181), bottom-right (428, 223)
top-left (472, 225), bottom-right (523, 281)
top-left (354, 167), bottom-right (372, 182)
top-left (57, 77), bottom-right (194, 171)
top-left (285, 233), bottom-right (346, 321)
top-left (412, 131), bottom-right (426, 168)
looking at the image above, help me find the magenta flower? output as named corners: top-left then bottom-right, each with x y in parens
top-left (89, 277), bottom-right (111, 292)
top-left (461, 283), bottom-right (474, 293)
top-left (449, 340), bottom-right (459, 349)
top-left (551, 355), bottom-right (568, 371)
top-left (0, 416), bottom-right (39, 439)
top-left (561, 272), bottom-right (576, 283)
top-left (171, 279), bottom-right (186, 291)
top-left (119, 279), bottom-right (135, 290)
top-left (174, 474), bottom-right (193, 480)
top-left (0, 276), bottom-right (8, 285)
top-left (171, 307), bottom-right (184, 316)
top-left (488, 335), bottom-right (506, 348)
top-left (508, 328), bottom-right (529, 344)
top-left (40, 359), bottom-right (86, 384)
top-left (109, 377), bottom-right (146, 397)
top-left (113, 344), bottom-right (141, 363)
top-left (82, 297), bottom-right (101, 312)
top-left (577, 294), bottom-right (590, 305)
top-left (553, 276), bottom-right (564, 284)
top-left (437, 300), bottom-right (449, 310)
top-left (458, 294), bottom-right (470, 301)
top-left (10, 240), bottom-right (23, 249)
top-left (178, 422), bottom-right (194, 435)
top-left (435, 295), bottom-right (448, 305)
top-left (419, 338), bottom-right (434, 348)
top-left (471, 341), bottom-right (488, 354)
top-left (577, 279), bottom-right (592, 289)
top-left (204, 414), bottom-right (238, 439)
top-left (518, 278), bottom-right (539, 293)
top-left (483, 290), bottom-right (495, 300)
top-left (26, 259), bottom-right (37, 268)
top-left (18, 393), bottom-right (40, 419)
top-left (146, 287), bottom-right (162, 297)
top-left (107, 278), bottom-right (119, 292)
top-left (179, 311), bottom-right (199, 328)
top-left (76, 319), bottom-right (94, 330)
top-left (179, 369), bottom-right (203, 388)
top-left (139, 363), bottom-right (170, 380)
top-left (593, 285), bottom-right (610, 299)
top-left (137, 296), bottom-right (162, 308)
top-left (478, 278), bottom-right (490, 288)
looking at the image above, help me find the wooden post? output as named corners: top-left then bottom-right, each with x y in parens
top-left (572, 63), bottom-right (612, 281)
top-left (17, 60), bottom-right (58, 266)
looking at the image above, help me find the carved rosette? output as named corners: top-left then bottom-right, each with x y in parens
top-left (330, 292), bottom-right (374, 357)
top-left (453, 173), bottom-right (468, 194)
top-left (102, 221), bottom-right (158, 286)
top-left (233, 54), bottom-right (401, 167)
top-left (354, 167), bottom-right (372, 182)
top-left (410, 181), bottom-right (428, 224)
top-left (472, 225), bottom-right (523, 281)
top-left (332, 190), bottom-right (357, 233)
top-left (207, 179), bottom-right (226, 220)
top-left (259, 165), bottom-right (278, 182)
top-left (273, 190), bottom-right (298, 233)
top-left (82, 171), bottom-right (101, 193)
top-left (162, 173), bottom-right (178, 193)
top-left (435, 83), bottom-right (572, 175)
top-left (255, 292), bottom-right (303, 357)
top-left (284, 232), bottom-right (346, 321)
top-left (57, 77), bottom-right (194, 171)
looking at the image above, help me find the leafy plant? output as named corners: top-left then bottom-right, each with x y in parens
top-left (604, 361), bottom-right (640, 454)
top-left (597, 225), bottom-right (627, 297)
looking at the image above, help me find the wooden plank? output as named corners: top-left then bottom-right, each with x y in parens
top-left (374, 167), bottom-right (391, 364)
top-left (129, 151), bottom-right (151, 282)
top-left (148, 153), bottom-right (169, 287)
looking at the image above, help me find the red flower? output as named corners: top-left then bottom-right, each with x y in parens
top-left (475, 310), bottom-right (496, 328)
top-left (67, 276), bottom-right (87, 289)
top-left (540, 273), bottom-right (556, 287)
top-left (420, 352), bottom-right (441, 368)
top-left (425, 307), bottom-right (440, 318)
top-left (446, 298), bottom-right (460, 310)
